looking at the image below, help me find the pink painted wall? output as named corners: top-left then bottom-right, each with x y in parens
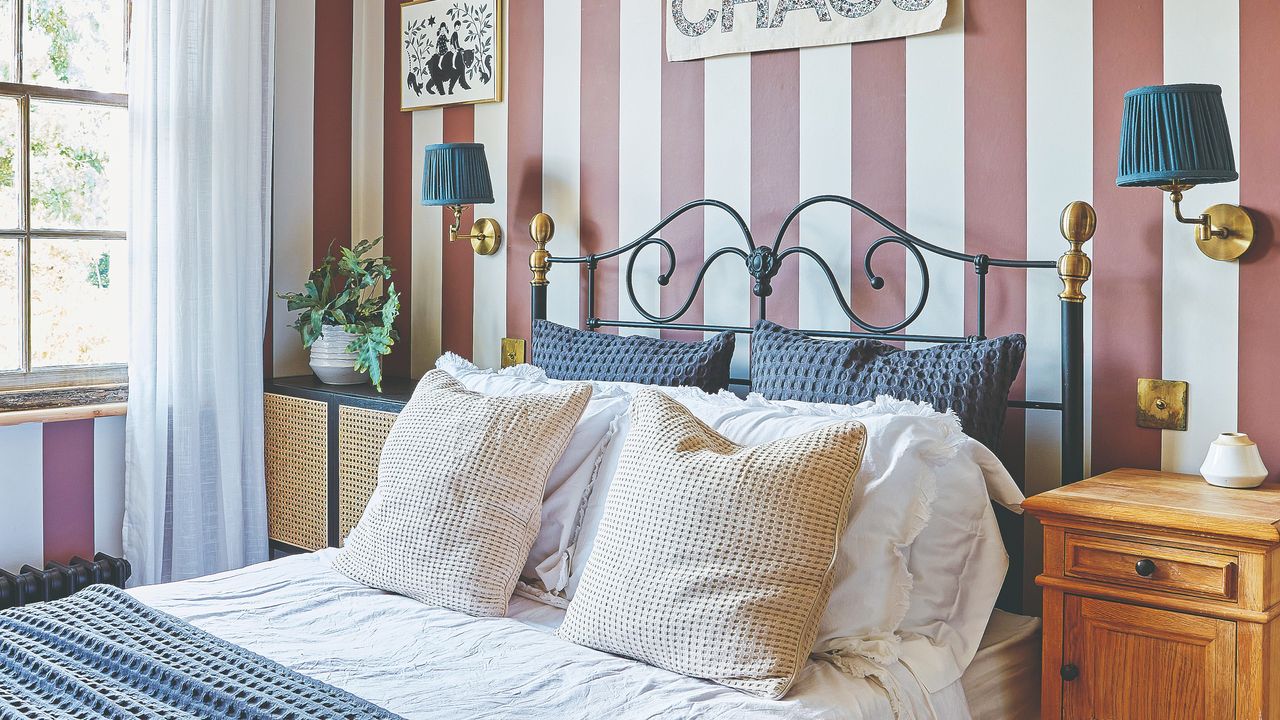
top-left (0, 416), bottom-right (125, 573)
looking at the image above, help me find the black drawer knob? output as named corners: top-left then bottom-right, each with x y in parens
top-left (1135, 558), bottom-right (1157, 577)
top-left (1060, 664), bottom-right (1080, 682)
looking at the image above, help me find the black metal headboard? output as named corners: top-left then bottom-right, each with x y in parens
top-left (525, 194), bottom-right (1095, 613)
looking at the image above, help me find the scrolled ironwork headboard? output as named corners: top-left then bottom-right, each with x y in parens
top-left (525, 195), bottom-right (1095, 612)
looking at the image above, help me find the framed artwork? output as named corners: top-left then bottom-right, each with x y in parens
top-left (666, 0), bottom-right (946, 61)
top-left (400, 0), bottom-right (503, 111)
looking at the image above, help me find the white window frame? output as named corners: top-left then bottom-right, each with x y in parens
top-left (0, 0), bottom-right (129, 392)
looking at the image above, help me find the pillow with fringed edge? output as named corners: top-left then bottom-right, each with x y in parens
top-left (435, 353), bottom-right (629, 597)
top-left (333, 370), bottom-right (591, 617)
top-left (558, 388), bottom-right (868, 699)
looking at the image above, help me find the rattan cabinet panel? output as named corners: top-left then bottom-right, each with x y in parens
top-left (338, 406), bottom-right (398, 545)
top-left (264, 376), bottom-right (414, 556)
top-left (264, 393), bottom-right (329, 551)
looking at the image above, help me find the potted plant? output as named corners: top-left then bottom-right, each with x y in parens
top-left (278, 239), bottom-right (401, 391)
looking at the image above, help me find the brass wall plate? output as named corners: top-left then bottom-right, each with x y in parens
top-left (500, 337), bottom-right (526, 368)
top-left (1197, 204), bottom-right (1254, 261)
top-left (1136, 378), bottom-right (1188, 431)
top-left (469, 218), bottom-right (503, 256)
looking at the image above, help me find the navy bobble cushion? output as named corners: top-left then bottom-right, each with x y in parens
top-left (532, 320), bottom-right (735, 393)
top-left (749, 320), bottom-right (1026, 449)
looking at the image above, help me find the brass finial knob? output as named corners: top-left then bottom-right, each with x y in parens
top-left (1060, 201), bottom-right (1096, 246)
top-left (1058, 201), bottom-right (1094, 303)
top-left (530, 213), bottom-right (555, 246)
top-left (529, 213), bottom-right (555, 287)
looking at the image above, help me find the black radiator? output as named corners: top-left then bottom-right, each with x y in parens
top-left (0, 553), bottom-right (131, 610)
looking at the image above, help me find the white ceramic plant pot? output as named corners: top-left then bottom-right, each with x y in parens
top-left (1200, 432), bottom-right (1269, 489)
top-left (309, 326), bottom-right (367, 386)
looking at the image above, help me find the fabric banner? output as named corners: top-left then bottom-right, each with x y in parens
top-left (666, 0), bottom-right (947, 61)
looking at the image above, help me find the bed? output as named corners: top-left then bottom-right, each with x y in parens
top-left (1, 194), bottom-right (1090, 719)
top-left (129, 548), bottom-right (1040, 720)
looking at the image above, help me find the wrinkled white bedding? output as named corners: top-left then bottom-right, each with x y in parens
top-left (131, 549), bottom-right (972, 719)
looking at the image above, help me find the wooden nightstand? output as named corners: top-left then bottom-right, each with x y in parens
top-left (1023, 468), bottom-right (1280, 720)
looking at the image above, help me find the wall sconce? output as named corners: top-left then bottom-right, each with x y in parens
top-left (1117, 83), bottom-right (1253, 261)
top-left (420, 142), bottom-right (502, 256)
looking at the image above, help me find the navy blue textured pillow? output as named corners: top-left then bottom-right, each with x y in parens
top-left (532, 320), bottom-right (735, 393)
top-left (749, 319), bottom-right (1026, 449)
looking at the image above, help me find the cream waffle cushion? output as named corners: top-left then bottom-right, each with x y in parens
top-left (333, 369), bottom-right (591, 617)
top-left (557, 389), bottom-right (867, 698)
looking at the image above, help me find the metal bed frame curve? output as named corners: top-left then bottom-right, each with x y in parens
top-left (526, 195), bottom-right (1095, 611)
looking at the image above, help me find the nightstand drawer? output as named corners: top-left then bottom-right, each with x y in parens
top-left (1064, 532), bottom-right (1238, 602)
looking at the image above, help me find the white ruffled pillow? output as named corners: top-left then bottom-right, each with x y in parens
top-left (776, 397), bottom-right (1024, 692)
top-left (892, 439), bottom-right (1015, 691)
top-left (435, 354), bottom-right (628, 594)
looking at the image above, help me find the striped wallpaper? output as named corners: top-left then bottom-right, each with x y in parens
top-left (6, 0), bottom-right (1275, 600)
top-left (7, 0), bottom-right (1273, 603)
top-left (269, 0), bottom-right (1280, 605)
top-left (0, 417), bottom-right (126, 574)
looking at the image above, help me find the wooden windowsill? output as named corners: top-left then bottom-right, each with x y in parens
top-left (0, 401), bottom-right (127, 426)
top-left (0, 384), bottom-right (129, 425)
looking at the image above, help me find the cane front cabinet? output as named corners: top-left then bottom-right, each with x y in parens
top-left (263, 376), bottom-right (413, 556)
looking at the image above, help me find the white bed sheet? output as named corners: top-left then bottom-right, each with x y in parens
top-left (130, 550), bottom-right (973, 719)
top-left (961, 610), bottom-right (1041, 720)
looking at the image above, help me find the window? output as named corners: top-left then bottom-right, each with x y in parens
top-left (0, 0), bottom-right (129, 391)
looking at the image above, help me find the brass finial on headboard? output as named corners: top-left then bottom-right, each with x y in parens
top-left (529, 213), bottom-right (555, 287)
top-left (1058, 201), bottom-right (1095, 303)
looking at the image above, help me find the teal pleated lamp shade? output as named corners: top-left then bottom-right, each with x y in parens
top-left (420, 143), bottom-right (495, 206)
top-left (1117, 84), bottom-right (1238, 187)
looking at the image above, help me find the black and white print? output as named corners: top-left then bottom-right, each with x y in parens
top-left (667, 0), bottom-right (947, 61)
top-left (401, 0), bottom-right (502, 111)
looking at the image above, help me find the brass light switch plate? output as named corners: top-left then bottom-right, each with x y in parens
top-left (501, 337), bottom-right (526, 368)
top-left (1136, 378), bottom-right (1188, 431)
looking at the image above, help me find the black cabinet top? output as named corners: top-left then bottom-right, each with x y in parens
top-left (268, 375), bottom-right (417, 410)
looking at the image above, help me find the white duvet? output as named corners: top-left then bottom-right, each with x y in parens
top-left (131, 549), bottom-right (971, 719)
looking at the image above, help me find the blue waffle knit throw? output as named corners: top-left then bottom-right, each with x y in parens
top-left (0, 584), bottom-right (402, 719)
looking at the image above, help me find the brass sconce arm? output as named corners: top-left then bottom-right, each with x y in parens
top-left (1156, 183), bottom-right (1254, 262)
top-left (445, 204), bottom-right (503, 256)
top-left (446, 204), bottom-right (467, 243)
top-left (1162, 184), bottom-right (1228, 241)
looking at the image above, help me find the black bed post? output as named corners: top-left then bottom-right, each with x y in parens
top-left (529, 212), bottom-right (554, 330)
top-left (1057, 201), bottom-right (1094, 486)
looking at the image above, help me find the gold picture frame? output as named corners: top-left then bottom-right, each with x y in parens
top-left (400, 0), bottom-right (504, 112)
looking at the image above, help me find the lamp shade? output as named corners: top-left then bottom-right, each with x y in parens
top-left (1117, 84), bottom-right (1238, 187)
top-left (420, 142), bottom-right (494, 206)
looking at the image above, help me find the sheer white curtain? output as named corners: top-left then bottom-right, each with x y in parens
top-left (125, 0), bottom-right (275, 585)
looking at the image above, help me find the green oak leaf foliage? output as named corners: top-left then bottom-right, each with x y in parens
top-left (277, 238), bottom-right (401, 391)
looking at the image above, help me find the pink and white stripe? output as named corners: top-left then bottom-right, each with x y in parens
top-left (0, 417), bottom-right (124, 573)
top-left (19, 0), bottom-right (1275, 606)
top-left (265, 0), bottom-right (1280, 606)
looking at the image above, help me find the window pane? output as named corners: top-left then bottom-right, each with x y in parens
top-left (30, 100), bottom-right (126, 230)
top-left (0, 238), bottom-right (19, 371)
top-left (23, 0), bottom-right (126, 91)
top-left (31, 237), bottom-right (126, 367)
top-left (0, 0), bottom-right (14, 82)
top-left (0, 97), bottom-right (19, 229)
